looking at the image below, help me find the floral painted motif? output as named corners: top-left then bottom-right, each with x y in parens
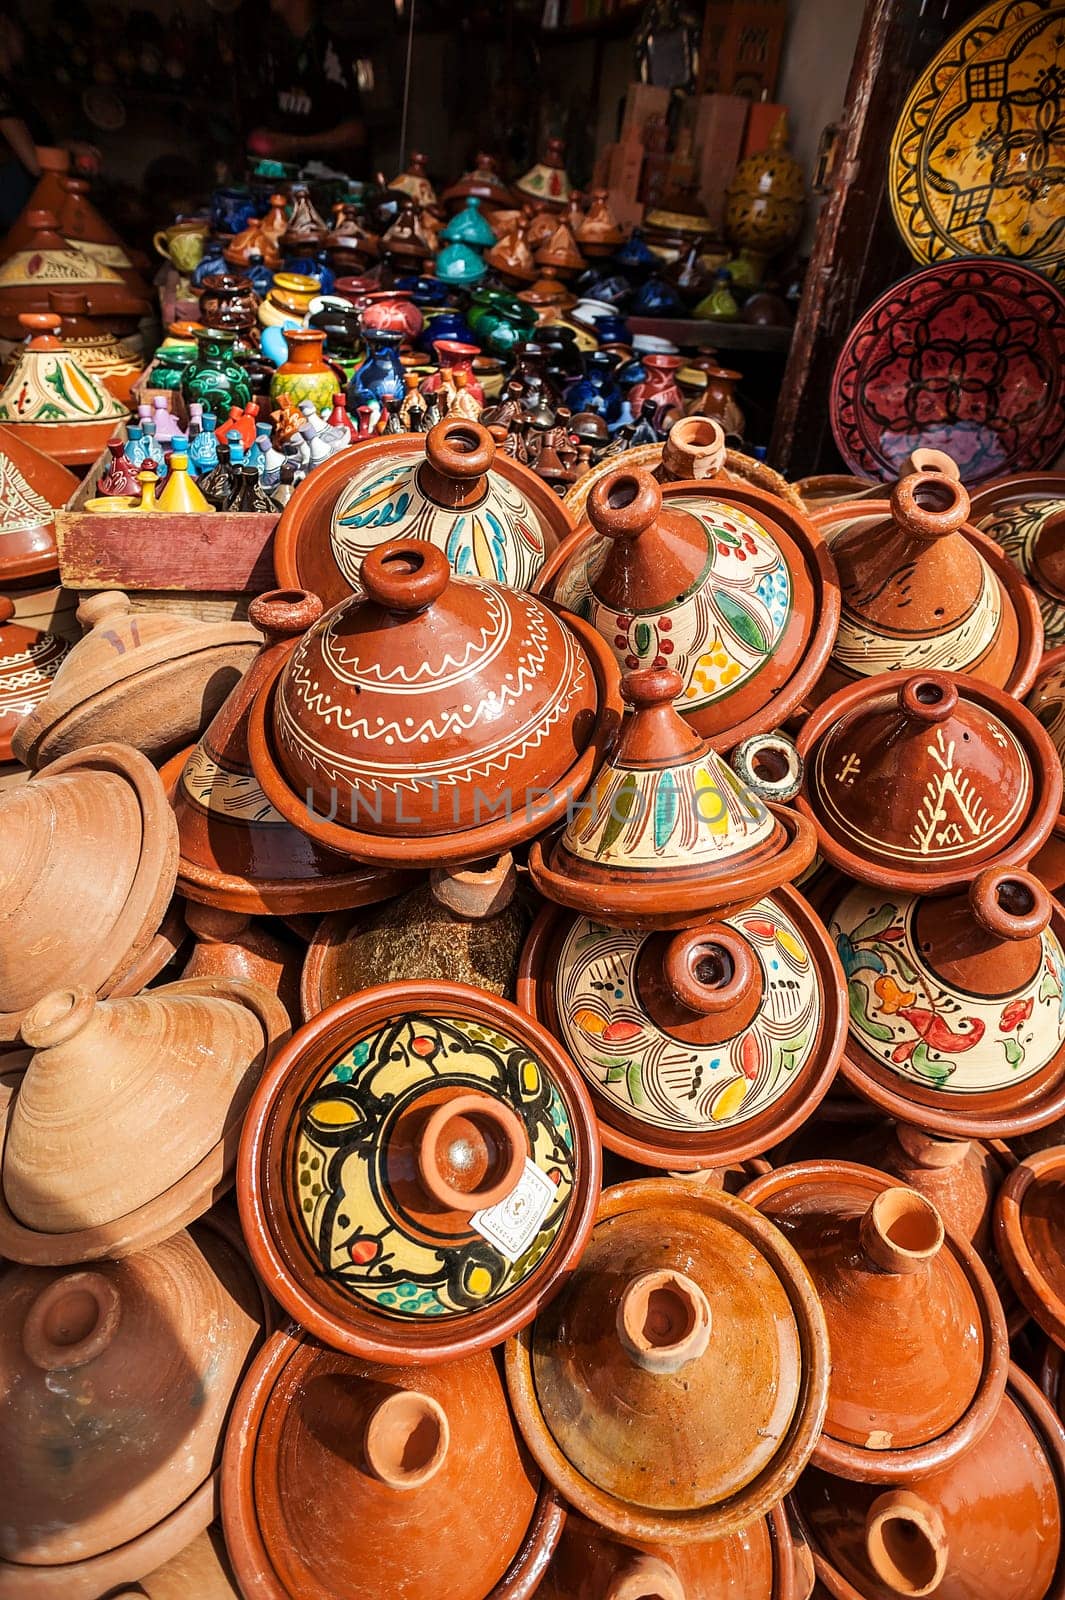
top-left (0, 454), bottom-right (54, 536)
top-left (980, 497), bottom-right (1065, 646)
top-left (1027, 649), bottom-right (1065, 759)
top-left (0, 348), bottom-right (127, 426)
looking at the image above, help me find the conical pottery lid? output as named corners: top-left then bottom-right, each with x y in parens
top-left (222, 1327), bottom-right (557, 1600)
top-left (442, 196), bottom-right (498, 248)
top-left (56, 177), bottom-right (150, 292)
top-left (518, 884), bottom-right (845, 1168)
top-left (741, 1161), bottom-right (1009, 1481)
top-left (528, 666), bottom-right (815, 928)
top-left (996, 1146), bottom-right (1065, 1348)
top-left (272, 416), bottom-right (574, 602)
top-left (249, 537), bottom-right (620, 869)
top-left (0, 1224), bottom-right (262, 1570)
top-left (0, 595), bottom-right (68, 762)
top-left (515, 139), bottom-right (573, 207)
top-left (830, 867), bottom-right (1065, 1139)
top-left (238, 981), bottom-right (600, 1362)
top-left (506, 1177), bottom-right (829, 1542)
top-left (0, 312), bottom-right (128, 443)
top-left (540, 466), bottom-right (839, 746)
top-left (441, 153), bottom-right (515, 212)
top-left (12, 590), bottom-right (258, 769)
top-left (535, 221), bottom-right (584, 274)
top-left (795, 1366), bottom-right (1064, 1600)
top-left (971, 473), bottom-right (1065, 652)
top-left (161, 589), bottom-right (412, 916)
top-left (0, 210), bottom-right (148, 333)
top-left (796, 670), bottom-right (1062, 892)
top-left (0, 422), bottom-right (74, 579)
top-left (391, 151), bottom-right (438, 210)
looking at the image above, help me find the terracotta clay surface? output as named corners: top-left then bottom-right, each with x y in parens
top-left (181, 904), bottom-right (304, 1020)
top-left (0, 595), bottom-right (68, 763)
top-left (119, 1527), bottom-right (242, 1600)
top-left (0, 422), bottom-right (74, 580)
top-left (995, 1146), bottom-right (1065, 1351)
top-left (971, 472), bottom-right (1065, 653)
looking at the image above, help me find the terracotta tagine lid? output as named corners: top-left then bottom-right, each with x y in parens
top-left (741, 1161), bottom-right (1009, 1481)
top-left (272, 417), bottom-right (574, 603)
top-left (0, 209), bottom-right (148, 338)
top-left (441, 153), bottom-right (515, 215)
top-left (485, 212), bottom-right (539, 283)
top-left (515, 138), bottom-right (573, 210)
top-left (117, 1526), bottom-right (242, 1600)
top-left (528, 666), bottom-right (815, 929)
top-left (0, 312), bottom-right (130, 466)
top-left (795, 1365), bottom-right (1065, 1600)
top-left (0, 595), bottom-right (68, 762)
top-left (970, 472), bottom-right (1065, 654)
top-left (809, 464), bottom-right (1042, 702)
top-left (796, 670), bottom-right (1062, 893)
top-left (0, 742), bottom-right (178, 1044)
top-left (1026, 643), bottom-right (1065, 815)
top-left (238, 981), bottom-right (600, 1362)
top-left (536, 465), bottom-right (840, 748)
top-left (0, 422), bottom-right (74, 580)
top-left (52, 175), bottom-right (150, 296)
top-left (995, 1146), bottom-right (1065, 1349)
top-left (0, 1223), bottom-right (263, 1595)
top-left (0, 974), bottom-right (289, 1264)
top-left (830, 867), bottom-right (1065, 1139)
top-left (160, 589), bottom-right (410, 916)
top-left (12, 590), bottom-right (258, 770)
top-left (506, 1176), bottom-right (829, 1542)
top-left (576, 189), bottom-right (625, 257)
top-left (248, 538), bottom-right (621, 870)
top-left (222, 1324), bottom-right (564, 1600)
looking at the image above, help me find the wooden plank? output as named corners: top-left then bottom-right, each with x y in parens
top-left (627, 316), bottom-right (792, 353)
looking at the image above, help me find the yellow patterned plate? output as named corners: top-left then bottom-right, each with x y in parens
top-left (890, 0), bottom-right (1065, 284)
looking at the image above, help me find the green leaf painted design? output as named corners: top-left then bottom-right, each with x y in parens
top-left (911, 1043), bottom-right (952, 1082)
top-left (654, 772), bottom-right (679, 849)
top-left (848, 979), bottom-right (894, 1042)
top-left (1001, 1037), bottom-right (1024, 1069)
top-left (598, 773), bottom-right (638, 855)
top-left (851, 905), bottom-right (898, 942)
top-left (625, 1059), bottom-right (645, 1108)
top-left (605, 1066), bottom-right (626, 1084)
top-left (634, 621), bottom-right (652, 656)
top-left (1040, 968), bottom-right (1062, 1005)
top-left (713, 522), bottom-right (741, 547)
top-left (717, 589), bottom-right (769, 653)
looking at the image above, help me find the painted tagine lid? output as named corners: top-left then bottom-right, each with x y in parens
top-left (248, 538), bottom-right (621, 869)
top-left (506, 1177), bottom-right (829, 1542)
top-left (809, 463), bottom-right (1042, 703)
top-left (518, 884), bottom-right (845, 1169)
top-left (161, 589), bottom-right (411, 917)
top-left (0, 209), bottom-right (148, 334)
top-left (238, 981), bottom-right (600, 1362)
top-left (536, 465), bottom-right (839, 748)
top-left (222, 1327), bottom-right (564, 1600)
top-left (970, 471), bottom-right (1065, 653)
top-left (0, 311), bottom-right (129, 466)
top-left (515, 138), bottom-right (574, 209)
top-left (741, 1162), bottom-right (1009, 1482)
top-left (0, 421), bottom-right (75, 580)
top-left (995, 1146), bottom-right (1065, 1349)
top-left (528, 666), bottom-right (815, 929)
top-left (795, 1366), bottom-right (1064, 1600)
top-left (0, 1224), bottom-right (263, 1593)
top-left (0, 595), bottom-right (69, 762)
top-left (796, 670), bottom-right (1062, 893)
top-left (272, 417), bottom-right (574, 604)
top-left (830, 867), bottom-right (1065, 1140)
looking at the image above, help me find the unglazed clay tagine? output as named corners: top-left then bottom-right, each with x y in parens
top-left (831, 867), bottom-right (1065, 1140)
top-left (161, 589), bottom-right (410, 916)
top-left (797, 1366), bottom-right (1065, 1600)
top-left (529, 666), bottom-right (816, 929)
top-left (180, 904), bottom-right (304, 1021)
top-left (0, 595), bottom-right (68, 762)
top-left (809, 468), bottom-right (1042, 702)
top-left (796, 670), bottom-right (1062, 893)
top-left (518, 884), bottom-right (845, 1169)
top-left (741, 1161), bottom-right (1009, 1482)
top-left (0, 312), bottom-right (129, 465)
top-left (238, 982), bottom-right (600, 1362)
top-left (996, 1146), bottom-right (1065, 1350)
top-left (119, 1526), bottom-right (242, 1600)
top-left (222, 1326), bottom-right (563, 1600)
top-left (506, 1177), bottom-right (829, 1542)
top-left (272, 417), bottom-right (574, 606)
top-left (248, 538), bottom-right (622, 870)
top-left (0, 422), bottom-right (74, 580)
top-left (970, 473), bottom-right (1065, 651)
top-left (536, 465), bottom-right (840, 749)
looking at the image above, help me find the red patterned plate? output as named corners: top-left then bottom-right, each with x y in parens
top-left (831, 260), bottom-right (1065, 484)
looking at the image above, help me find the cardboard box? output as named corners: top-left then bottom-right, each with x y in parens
top-left (693, 93), bottom-right (749, 228)
top-left (620, 82), bottom-right (671, 138)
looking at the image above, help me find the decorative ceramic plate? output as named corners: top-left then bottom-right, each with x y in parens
top-left (889, 0), bottom-right (1065, 284)
top-left (830, 260), bottom-right (1065, 484)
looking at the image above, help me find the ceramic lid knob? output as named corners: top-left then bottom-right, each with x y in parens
top-left (858, 1187), bottom-right (945, 1276)
top-left (364, 1390), bottom-right (450, 1489)
top-left (889, 471), bottom-right (971, 542)
top-left (606, 1554), bottom-right (686, 1600)
top-left (969, 866), bottom-right (1051, 942)
top-left (617, 666), bottom-right (704, 764)
top-left (636, 924), bottom-right (764, 1048)
top-left (587, 467), bottom-right (662, 545)
top-left (360, 538), bottom-right (452, 613)
top-left (864, 1491), bottom-right (949, 1597)
top-left (21, 1269), bottom-right (121, 1372)
top-left (75, 589), bottom-right (133, 631)
top-left (904, 447), bottom-right (961, 482)
top-left (897, 672), bottom-right (958, 723)
top-left (247, 586), bottom-right (323, 642)
top-left (416, 1088), bottom-right (529, 1212)
top-left (660, 416), bottom-right (727, 482)
top-left (894, 1125), bottom-right (973, 1170)
top-left (616, 1269), bottom-right (712, 1375)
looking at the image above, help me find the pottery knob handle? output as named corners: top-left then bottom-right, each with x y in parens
top-left (616, 1269), bottom-right (711, 1375)
top-left (894, 1125), bottom-right (972, 1169)
top-left (21, 1270), bottom-right (121, 1372)
top-left (424, 418), bottom-right (495, 482)
top-left (662, 926), bottom-right (760, 1019)
top-left (889, 471), bottom-right (970, 541)
top-left (249, 588), bottom-right (324, 643)
top-left (587, 466), bottom-right (662, 542)
top-left (898, 673), bottom-right (958, 726)
top-left (21, 988), bottom-right (98, 1051)
top-left (364, 1390), bottom-right (450, 1490)
top-left (606, 1554), bottom-right (686, 1600)
top-left (76, 590), bottom-right (133, 630)
top-left (969, 868), bottom-right (1052, 942)
top-left (730, 732), bottom-right (803, 804)
top-left (859, 1187), bottom-right (944, 1276)
top-left (26, 208), bottom-right (59, 231)
top-left (0, 596), bottom-right (14, 626)
top-left (864, 1490), bottom-right (948, 1597)
top-left (184, 903), bottom-right (251, 945)
top-left (904, 447), bottom-right (961, 482)
top-left (18, 312), bottom-right (62, 337)
top-left (621, 666), bottom-right (684, 710)
top-left (360, 539), bottom-right (451, 614)
top-left (661, 415), bottom-right (726, 482)
top-left (416, 1089), bottom-right (529, 1214)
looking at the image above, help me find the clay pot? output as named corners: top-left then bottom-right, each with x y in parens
top-left (686, 365), bottom-right (746, 438)
top-left (970, 472), bottom-right (1065, 654)
top-left (741, 1162), bottom-right (1009, 1481)
top-left (724, 115), bottom-right (805, 263)
top-left (0, 422), bottom-right (74, 581)
top-left (181, 903), bottom-right (303, 1020)
top-left (995, 1145), bottom-right (1065, 1349)
top-left (441, 153), bottom-right (515, 215)
top-left (12, 590), bottom-right (258, 770)
top-left (537, 465), bottom-right (840, 748)
top-left (113, 1526), bottom-right (241, 1599)
top-left (796, 670), bottom-right (1062, 893)
top-left (0, 209), bottom-right (149, 340)
top-left (268, 327), bottom-right (338, 414)
top-left (576, 189), bottom-right (625, 257)
top-left (198, 272), bottom-right (259, 337)
top-left (46, 286), bottom-right (142, 405)
top-left (222, 1325), bottom-right (564, 1600)
top-left (0, 312), bottom-right (129, 466)
top-left (0, 595), bottom-right (68, 762)
top-left (515, 138), bottom-right (573, 211)
top-left (238, 981), bottom-right (600, 1362)
top-left (628, 354), bottom-right (686, 432)
top-left (359, 287), bottom-right (424, 339)
top-left (485, 213), bottom-right (539, 284)
top-left (506, 1176), bottom-right (829, 1542)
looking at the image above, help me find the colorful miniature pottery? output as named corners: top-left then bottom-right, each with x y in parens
top-left (238, 981), bottom-right (599, 1361)
top-left (381, 198), bottom-right (434, 267)
top-left (0, 423), bottom-right (73, 580)
top-left (182, 329), bottom-right (252, 414)
top-left (795, 1366), bottom-right (1065, 1600)
top-left (485, 213), bottom-right (539, 284)
top-left (160, 589), bottom-right (409, 917)
top-left (971, 473), bottom-right (1065, 650)
top-left (516, 138), bottom-right (573, 209)
top-left (198, 272), bottom-right (259, 338)
top-left (282, 184), bottom-right (329, 253)
top-left (627, 354), bottom-right (685, 431)
top-left (391, 151), bottom-right (438, 210)
top-left (348, 327), bottom-right (406, 404)
top-left (995, 1146), bottom-right (1065, 1348)
top-left (0, 210), bottom-right (147, 341)
top-left (441, 153), bottom-right (514, 215)
top-left (268, 328), bottom-right (337, 413)
top-left (358, 287), bottom-right (424, 340)
top-left (687, 365), bottom-right (745, 437)
top-left (577, 190), bottom-right (625, 258)
top-left (156, 452), bottom-right (211, 514)
top-left (0, 595), bottom-right (68, 763)
top-left (155, 219), bottom-right (210, 274)
top-left (506, 1176), bottom-right (829, 1540)
top-left (742, 1162), bottom-right (1009, 1481)
top-left (442, 196), bottom-right (498, 249)
top-left (725, 115), bottom-right (805, 268)
top-left (222, 1327), bottom-right (564, 1600)
top-left (258, 272), bottom-right (319, 329)
top-left (436, 238), bottom-right (489, 285)
top-left (0, 312), bottom-right (128, 465)
top-left (830, 261), bottom-right (1065, 484)
top-left (538, 465), bottom-right (840, 748)
top-left (272, 417), bottom-right (575, 602)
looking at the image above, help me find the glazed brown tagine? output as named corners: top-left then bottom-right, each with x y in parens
top-left (1025, 645), bottom-right (1065, 895)
top-left (528, 666), bottom-right (815, 928)
top-left (829, 865), bottom-right (1065, 1139)
top-left (505, 1177), bottom-right (829, 1542)
top-left (809, 464), bottom-right (1042, 702)
top-left (0, 974), bottom-right (288, 1264)
top-left (535, 464), bottom-right (839, 749)
top-left (247, 538), bottom-right (622, 869)
top-left (0, 594), bottom-right (68, 761)
top-left (995, 1145), bottom-right (1065, 1350)
top-left (272, 417), bottom-right (574, 604)
top-left (161, 589), bottom-right (410, 916)
top-left (238, 981), bottom-right (599, 1362)
top-left (740, 1162), bottom-right (1009, 1482)
top-left (0, 422), bottom-right (75, 581)
top-left (796, 670), bottom-right (1062, 893)
top-left (518, 881), bottom-right (845, 1169)
top-left (0, 1220), bottom-right (265, 1600)
top-left (971, 471), bottom-right (1065, 653)
top-left (221, 1326), bottom-right (564, 1600)
top-left (794, 1365), bottom-right (1065, 1600)
top-left (0, 209), bottom-right (149, 341)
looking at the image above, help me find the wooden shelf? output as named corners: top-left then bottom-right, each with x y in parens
top-left (628, 317), bottom-right (792, 354)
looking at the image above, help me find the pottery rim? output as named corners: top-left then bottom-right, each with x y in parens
top-left (994, 1146), bottom-right (1065, 1348)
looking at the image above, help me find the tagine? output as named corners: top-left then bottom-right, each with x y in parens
top-left (970, 472), bottom-right (1065, 650)
top-left (0, 422), bottom-right (75, 580)
top-left (0, 595), bottom-right (68, 762)
top-left (995, 1145), bottom-right (1065, 1348)
top-left (0, 312), bottom-right (129, 465)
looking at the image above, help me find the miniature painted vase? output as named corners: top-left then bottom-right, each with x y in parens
top-left (346, 328), bottom-right (406, 405)
top-left (198, 272), bottom-right (259, 337)
top-left (694, 269), bottom-right (741, 321)
top-left (269, 328), bottom-right (336, 414)
top-left (471, 298), bottom-right (538, 360)
top-left (97, 436), bottom-right (139, 497)
top-left (725, 114), bottom-right (805, 265)
top-left (422, 339), bottom-right (484, 404)
top-left (211, 185), bottom-right (257, 235)
top-left (182, 330), bottom-right (252, 415)
top-left (358, 288), bottom-right (423, 340)
top-left (627, 353), bottom-right (685, 431)
top-left (415, 307), bottom-right (476, 352)
top-left (436, 239), bottom-right (488, 285)
top-left (154, 218), bottom-right (209, 274)
top-left (151, 342), bottom-right (197, 390)
top-left (971, 474), bottom-right (1065, 650)
top-left (687, 364), bottom-right (745, 437)
top-left (564, 351), bottom-right (622, 425)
